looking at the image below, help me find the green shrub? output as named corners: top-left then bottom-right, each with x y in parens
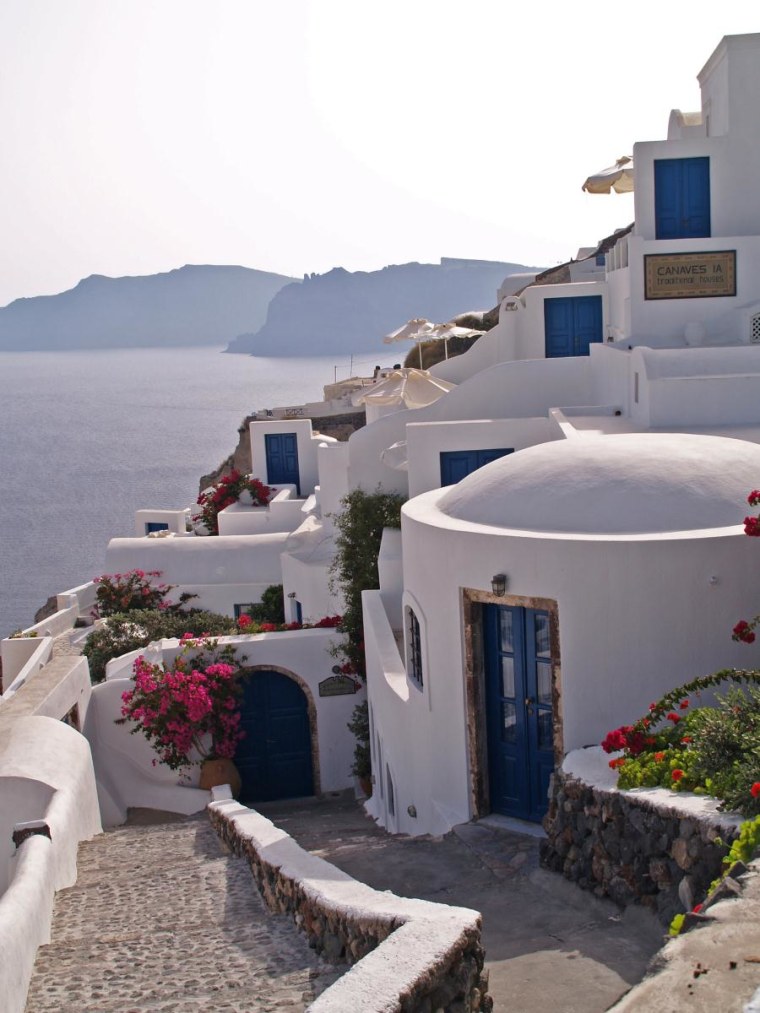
top-left (329, 488), bottom-right (404, 781)
top-left (605, 671), bottom-right (760, 815)
top-left (83, 609), bottom-right (237, 684)
top-left (246, 584), bottom-right (285, 625)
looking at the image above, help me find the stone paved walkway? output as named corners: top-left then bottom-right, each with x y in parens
top-left (25, 813), bottom-right (342, 1013)
top-left (258, 795), bottom-right (666, 1013)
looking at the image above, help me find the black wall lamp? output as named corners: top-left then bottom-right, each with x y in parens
top-left (491, 574), bottom-right (507, 596)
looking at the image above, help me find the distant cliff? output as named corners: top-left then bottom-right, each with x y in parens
top-left (0, 264), bottom-right (295, 350)
top-left (226, 258), bottom-right (540, 356)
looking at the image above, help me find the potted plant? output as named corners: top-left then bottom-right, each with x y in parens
top-left (118, 634), bottom-right (246, 795)
top-left (347, 701), bottom-right (372, 798)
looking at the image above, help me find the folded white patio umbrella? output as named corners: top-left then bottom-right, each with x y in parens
top-left (582, 156), bottom-right (634, 194)
top-left (353, 368), bottom-right (456, 409)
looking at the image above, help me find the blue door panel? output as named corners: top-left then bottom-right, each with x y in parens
top-left (545, 296), bottom-right (603, 358)
top-left (235, 670), bottom-right (313, 803)
top-left (440, 448), bottom-right (514, 486)
top-left (485, 605), bottom-right (555, 822)
top-left (265, 433), bottom-right (300, 493)
top-left (655, 157), bottom-right (710, 239)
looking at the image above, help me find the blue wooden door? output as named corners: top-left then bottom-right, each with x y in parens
top-left (234, 670), bottom-right (314, 803)
top-left (440, 448), bottom-right (514, 485)
top-left (654, 157), bottom-right (710, 239)
top-left (544, 296), bottom-right (603, 358)
top-left (484, 605), bottom-right (554, 821)
top-left (265, 433), bottom-right (300, 493)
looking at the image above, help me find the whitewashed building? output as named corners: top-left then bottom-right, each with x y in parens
top-left (38, 31), bottom-right (760, 836)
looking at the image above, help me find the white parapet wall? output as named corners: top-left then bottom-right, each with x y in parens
top-left (0, 715), bottom-right (102, 1013)
top-left (207, 796), bottom-right (491, 1012)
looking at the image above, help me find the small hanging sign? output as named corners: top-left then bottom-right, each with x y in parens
top-left (318, 675), bottom-right (359, 697)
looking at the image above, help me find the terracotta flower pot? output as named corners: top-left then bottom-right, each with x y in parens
top-left (199, 757), bottom-right (242, 798)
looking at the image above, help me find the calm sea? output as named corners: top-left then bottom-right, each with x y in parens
top-left (0, 347), bottom-right (380, 637)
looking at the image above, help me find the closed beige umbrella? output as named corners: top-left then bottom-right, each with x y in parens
top-left (582, 156), bottom-right (634, 194)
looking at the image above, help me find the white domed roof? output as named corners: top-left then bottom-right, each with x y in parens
top-left (438, 434), bottom-right (760, 535)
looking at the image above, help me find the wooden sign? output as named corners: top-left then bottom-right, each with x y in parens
top-left (644, 251), bottom-right (736, 300)
top-left (318, 675), bottom-right (359, 697)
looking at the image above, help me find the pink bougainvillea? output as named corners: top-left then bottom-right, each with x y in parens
top-left (118, 636), bottom-right (245, 771)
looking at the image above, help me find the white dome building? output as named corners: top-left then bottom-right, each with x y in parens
top-left (364, 433), bottom-right (760, 837)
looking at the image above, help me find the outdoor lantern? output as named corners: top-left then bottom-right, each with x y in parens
top-left (287, 591), bottom-right (297, 599)
top-left (491, 574), bottom-right (507, 596)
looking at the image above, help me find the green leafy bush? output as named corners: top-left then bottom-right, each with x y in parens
top-left (603, 670), bottom-right (760, 815)
top-left (329, 488), bottom-right (404, 782)
top-left (245, 584), bottom-right (285, 625)
top-left (83, 609), bottom-right (237, 683)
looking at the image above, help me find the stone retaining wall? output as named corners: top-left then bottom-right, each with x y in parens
top-left (541, 762), bottom-right (743, 926)
top-left (208, 795), bottom-right (492, 1012)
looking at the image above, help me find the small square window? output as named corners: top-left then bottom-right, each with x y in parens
top-left (234, 603), bottom-right (255, 619)
top-left (407, 607), bottom-right (423, 689)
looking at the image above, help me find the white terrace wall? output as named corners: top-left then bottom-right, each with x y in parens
top-left (630, 345), bottom-right (760, 428)
top-left (347, 357), bottom-right (595, 494)
top-left (104, 533), bottom-right (290, 616)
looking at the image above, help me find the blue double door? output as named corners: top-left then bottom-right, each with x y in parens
top-left (440, 448), bottom-right (513, 485)
top-left (484, 604), bottom-right (554, 822)
top-left (544, 296), bottom-right (603, 358)
top-left (265, 433), bottom-right (300, 493)
top-left (654, 156), bottom-right (710, 239)
top-left (234, 670), bottom-right (314, 803)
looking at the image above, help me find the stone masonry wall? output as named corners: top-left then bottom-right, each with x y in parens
top-left (541, 769), bottom-right (742, 926)
top-left (208, 798), bottom-right (492, 1013)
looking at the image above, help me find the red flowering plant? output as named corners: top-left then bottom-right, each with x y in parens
top-left (117, 635), bottom-right (246, 772)
top-left (195, 470), bottom-right (271, 535)
top-left (732, 490), bottom-right (760, 643)
top-left (93, 569), bottom-right (195, 618)
top-left (236, 613), bottom-right (343, 635)
top-left (602, 669), bottom-right (760, 815)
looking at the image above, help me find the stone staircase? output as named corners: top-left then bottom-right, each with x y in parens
top-left (25, 814), bottom-right (342, 1012)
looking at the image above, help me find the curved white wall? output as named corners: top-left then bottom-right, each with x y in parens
top-left (364, 488), bottom-right (760, 837)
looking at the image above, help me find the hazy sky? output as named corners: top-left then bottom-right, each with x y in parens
top-left (1, 2), bottom-right (758, 306)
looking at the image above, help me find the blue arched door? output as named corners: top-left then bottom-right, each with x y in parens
top-left (234, 670), bottom-right (314, 803)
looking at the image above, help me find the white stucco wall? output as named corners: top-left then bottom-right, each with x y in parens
top-left (365, 431), bottom-right (760, 838)
top-left (347, 356), bottom-right (595, 494)
top-left (134, 509), bottom-right (189, 537)
top-left (316, 441), bottom-right (350, 518)
top-left (629, 345), bottom-right (760, 428)
top-left (517, 281), bottom-right (609, 359)
top-left (104, 533), bottom-right (290, 616)
top-left (250, 419), bottom-right (336, 496)
top-left (406, 417), bottom-right (555, 498)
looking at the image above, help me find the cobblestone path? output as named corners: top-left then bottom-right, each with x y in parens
top-left (25, 814), bottom-right (342, 1012)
